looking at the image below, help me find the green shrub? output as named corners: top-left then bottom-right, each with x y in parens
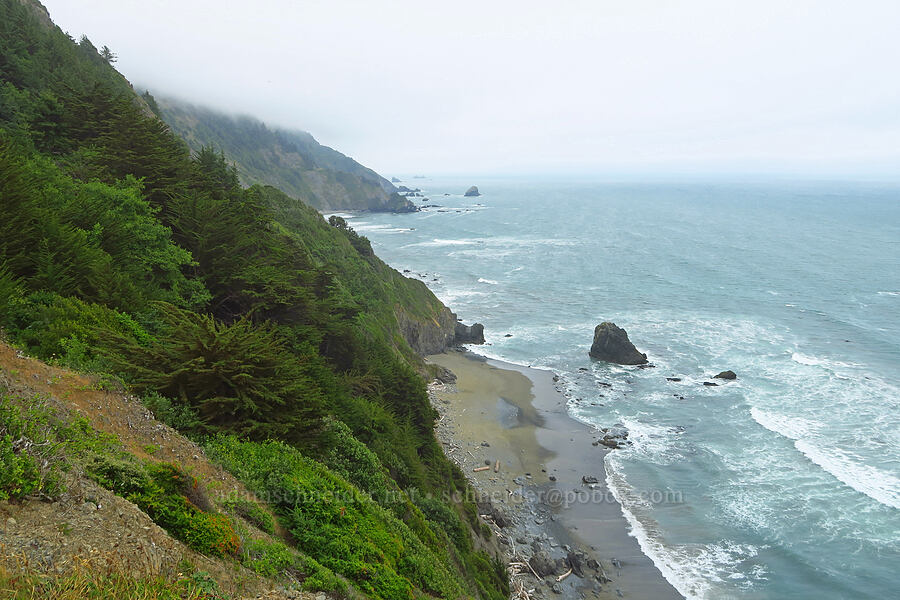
top-left (0, 432), bottom-right (42, 500)
top-left (0, 291), bottom-right (151, 371)
top-left (222, 497), bottom-right (274, 535)
top-left (206, 436), bottom-right (467, 600)
top-left (141, 391), bottom-right (201, 432)
top-left (100, 303), bottom-right (326, 445)
top-left (83, 451), bottom-right (150, 496)
top-left (0, 395), bottom-right (64, 500)
top-left (83, 455), bottom-right (239, 558)
top-left (411, 492), bottom-right (470, 552)
top-left (242, 538), bottom-right (295, 577)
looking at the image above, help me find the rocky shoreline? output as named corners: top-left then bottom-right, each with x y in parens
top-left (427, 351), bottom-right (682, 600)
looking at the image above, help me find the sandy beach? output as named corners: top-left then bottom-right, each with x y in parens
top-left (428, 350), bottom-right (682, 600)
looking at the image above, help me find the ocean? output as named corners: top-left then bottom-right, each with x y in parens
top-left (337, 177), bottom-right (900, 599)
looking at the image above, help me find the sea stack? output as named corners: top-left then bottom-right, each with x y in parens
top-left (589, 322), bottom-right (648, 365)
top-left (464, 186), bottom-right (481, 197)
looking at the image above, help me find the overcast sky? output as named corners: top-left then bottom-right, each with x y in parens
top-left (40, 0), bottom-right (900, 178)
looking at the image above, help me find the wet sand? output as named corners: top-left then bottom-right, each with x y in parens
top-left (428, 350), bottom-right (682, 600)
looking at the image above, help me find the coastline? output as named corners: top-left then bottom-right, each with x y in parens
top-left (428, 350), bottom-right (682, 600)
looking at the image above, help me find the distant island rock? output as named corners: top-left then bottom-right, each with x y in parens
top-left (589, 322), bottom-right (648, 365)
top-left (464, 186), bottom-right (481, 197)
top-left (455, 322), bottom-right (485, 344)
top-left (714, 370), bottom-right (737, 380)
top-left (391, 177), bottom-right (401, 183)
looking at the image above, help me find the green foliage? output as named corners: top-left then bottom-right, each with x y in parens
top-left (84, 454), bottom-right (240, 558)
top-left (411, 492), bottom-right (470, 552)
top-left (240, 538), bottom-right (346, 594)
top-left (141, 391), bottom-right (202, 432)
top-left (222, 497), bottom-right (274, 535)
top-left (0, 395), bottom-right (69, 500)
top-left (100, 303), bottom-right (327, 445)
top-left (0, 138), bottom-right (208, 312)
top-left (206, 436), bottom-right (470, 600)
top-left (329, 215), bottom-right (374, 256)
top-left (0, 395), bottom-right (122, 502)
top-left (0, 291), bottom-right (150, 371)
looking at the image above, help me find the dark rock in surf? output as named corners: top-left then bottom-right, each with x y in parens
top-left (589, 322), bottom-right (648, 365)
top-left (454, 322), bottom-right (485, 344)
top-left (714, 370), bottom-right (737, 380)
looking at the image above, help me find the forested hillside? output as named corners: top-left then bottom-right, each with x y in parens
top-left (0, 1), bottom-right (505, 598)
top-left (155, 97), bottom-right (416, 213)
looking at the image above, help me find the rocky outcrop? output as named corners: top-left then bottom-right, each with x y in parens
top-left (596, 426), bottom-right (629, 449)
top-left (529, 551), bottom-right (559, 577)
top-left (18, 0), bottom-right (53, 28)
top-left (395, 306), bottom-right (487, 354)
top-left (714, 370), bottom-right (737, 380)
top-left (454, 322), bottom-right (485, 345)
top-left (396, 305), bottom-right (458, 355)
top-left (464, 186), bottom-right (480, 197)
top-left (589, 322), bottom-right (648, 365)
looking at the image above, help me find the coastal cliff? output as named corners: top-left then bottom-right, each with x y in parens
top-left (155, 97), bottom-right (416, 213)
top-left (0, 1), bottom-right (508, 598)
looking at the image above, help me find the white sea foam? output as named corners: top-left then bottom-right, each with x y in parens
top-left (790, 352), bottom-right (820, 366)
top-left (877, 291), bottom-right (900, 297)
top-left (352, 224), bottom-right (412, 234)
top-left (435, 289), bottom-right (487, 306)
top-left (616, 415), bottom-right (679, 465)
top-left (751, 408), bottom-right (900, 509)
top-left (794, 441), bottom-right (900, 510)
top-left (605, 454), bottom-right (766, 599)
top-left (790, 351), bottom-right (861, 369)
top-left (412, 238), bottom-right (481, 247)
top-left (750, 407), bottom-right (816, 440)
top-left (477, 277), bottom-right (498, 285)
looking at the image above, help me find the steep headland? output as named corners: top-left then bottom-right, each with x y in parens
top-left (154, 97), bottom-right (416, 213)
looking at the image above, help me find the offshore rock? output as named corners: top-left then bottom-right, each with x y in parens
top-left (589, 322), bottom-right (648, 365)
top-left (714, 370), bottom-right (737, 380)
top-left (464, 185), bottom-right (481, 197)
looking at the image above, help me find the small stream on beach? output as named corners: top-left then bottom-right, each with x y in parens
top-left (337, 176), bottom-right (900, 600)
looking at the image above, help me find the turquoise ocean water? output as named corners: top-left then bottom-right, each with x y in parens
top-left (338, 177), bottom-right (900, 599)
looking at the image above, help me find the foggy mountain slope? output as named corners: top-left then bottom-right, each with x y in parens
top-left (155, 96), bottom-right (415, 212)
